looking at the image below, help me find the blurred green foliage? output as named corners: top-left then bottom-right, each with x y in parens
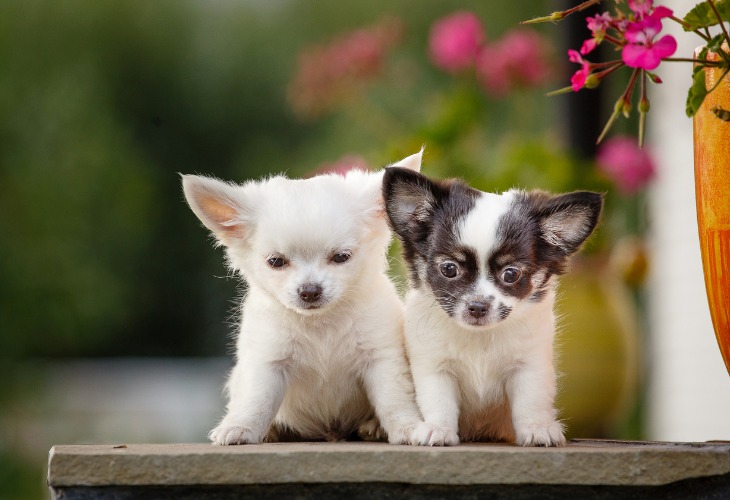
top-left (0, 0), bottom-right (572, 362)
top-left (0, 2), bottom-right (647, 496)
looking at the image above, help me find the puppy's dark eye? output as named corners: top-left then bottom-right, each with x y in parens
top-left (440, 261), bottom-right (459, 279)
top-left (501, 267), bottom-right (522, 284)
top-left (267, 256), bottom-right (287, 269)
top-left (331, 252), bottom-right (351, 264)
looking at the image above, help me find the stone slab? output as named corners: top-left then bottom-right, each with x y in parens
top-left (48, 439), bottom-right (730, 489)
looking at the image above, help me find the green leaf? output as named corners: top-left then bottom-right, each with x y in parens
top-left (683, 0), bottom-right (730, 31)
top-left (686, 68), bottom-right (708, 117)
top-left (707, 33), bottom-right (727, 52)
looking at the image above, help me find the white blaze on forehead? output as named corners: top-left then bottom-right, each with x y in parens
top-left (456, 190), bottom-right (515, 276)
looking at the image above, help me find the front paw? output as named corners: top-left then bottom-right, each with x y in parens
top-left (413, 422), bottom-right (460, 446)
top-left (514, 419), bottom-right (566, 447)
top-left (357, 418), bottom-right (387, 442)
top-left (209, 422), bottom-right (263, 445)
top-left (423, 424), bottom-right (460, 446)
top-left (394, 422), bottom-right (459, 446)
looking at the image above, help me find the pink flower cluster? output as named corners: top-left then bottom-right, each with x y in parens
top-left (429, 11), bottom-right (551, 97)
top-left (553, 0), bottom-right (681, 147)
top-left (597, 135), bottom-right (656, 194)
top-left (429, 12), bottom-right (484, 73)
top-left (288, 18), bottom-right (404, 120)
top-left (307, 155), bottom-right (370, 177)
top-left (569, 0), bottom-right (677, 92)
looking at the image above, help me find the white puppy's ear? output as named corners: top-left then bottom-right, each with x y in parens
top-left (342, 148), bottom-right (425, 225)
top-left (389, 147), bottom-right (424, 172)
top-left (181, 175), bottom-right (252, 246)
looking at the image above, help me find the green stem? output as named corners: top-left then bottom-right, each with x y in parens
top-left (669, 15), bottom-right (712, 42)
top-left (568, 0), bottom-right (602, 14)
top-left (597, 99), bottom-right (623, 145)
top-left (603, 34), bottom-right (624, 47)
top-left (591, 59), bottom-right (624, 69)
top-left (546, 86), bottom-right (575, 96)
top-left (522, 0), bottom-right (602, 24)
top-left (662, 57), bottom-right (724, 66)
top-left (708, 0), bottom-right (730, 47)
top-left (622, 68), bottom-right (641, 114)
top-left (638, 71), bottom-right (648, 148)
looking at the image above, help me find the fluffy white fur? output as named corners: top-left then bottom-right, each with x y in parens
top-left (385, 169), bottom-right (601, 448)
top-left (405, 284), bottom-right (563, 447)
top-left (405, 195), bottom-right (565, 447)
top-left (182, 151), bottom-right (443, 445)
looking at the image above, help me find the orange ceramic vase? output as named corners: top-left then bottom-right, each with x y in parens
top-left (693, 45), bottom-right (730, 376)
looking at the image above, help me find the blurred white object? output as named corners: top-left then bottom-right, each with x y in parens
top-left (647, 0), bottom-right (730, 441)
top-left (5, 358), bottom-right (229, 460)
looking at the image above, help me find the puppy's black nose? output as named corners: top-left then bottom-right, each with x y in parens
top-left (467, 301), bottom-right (489, 319)
top-left (298, 284), bottom-right (323, 303)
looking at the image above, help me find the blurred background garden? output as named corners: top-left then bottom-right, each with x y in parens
top-left (1, 1), bottom-right (729, 498)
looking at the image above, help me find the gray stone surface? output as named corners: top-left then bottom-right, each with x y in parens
top-left (48, 439), bottom-right (730, 489)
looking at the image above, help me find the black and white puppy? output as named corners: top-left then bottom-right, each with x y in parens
top-left (383, 166), bottom-right (603, 446)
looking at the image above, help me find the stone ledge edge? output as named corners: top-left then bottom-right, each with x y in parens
top-left (48, 440), bottom-right (730, 488)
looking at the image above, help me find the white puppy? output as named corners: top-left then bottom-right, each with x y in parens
top-left (383, 166), bottom-right (603, 447)
top-left (182, 151), bottom-right (438, 445)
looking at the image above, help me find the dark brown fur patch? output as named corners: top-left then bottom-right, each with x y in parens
top-left (383, 168), bottom-right (479, 294)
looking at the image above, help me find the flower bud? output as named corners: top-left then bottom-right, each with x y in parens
top-left (522, 11), bottom-right (565, 24)
top-left (622, 98), bottom-right (632, 118)
top-left (639, 97), bottom-right (650, 113)
top-left (584, 74), bottom-right (601, 88)
top-left (646, 72), bottom-right (663, 84)
top-left (550, 11), bottom-right (566, 21)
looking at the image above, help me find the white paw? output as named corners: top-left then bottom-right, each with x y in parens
top-left (385, 425), bottom-right (412, 445)
top-left (357, 418), bottom-right (387, 442)
top-left (408, 422), bottom-right (460, 446)
top-left (514, 420), bottom-right (566, 447)
top-left (208, 422), bottom-right (263, 446)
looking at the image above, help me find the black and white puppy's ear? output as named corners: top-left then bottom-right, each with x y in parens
top-left (535, 191), bottom-right (603, 255)
top-left (181, 174), bottom-right (253, 247)
top-left (382, 167), bottom-right (440, 244)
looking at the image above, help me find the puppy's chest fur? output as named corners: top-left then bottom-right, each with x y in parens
top-left (405, 286), bottom-right (556, 442)
top-left (249, 310), bottom-right (375, 436)
top-left (407, 288), bottom-right (550, 401)
top-left (445, 331), bottom-right (522, 403)
top-left (285, 318), bottom-right (369, 383)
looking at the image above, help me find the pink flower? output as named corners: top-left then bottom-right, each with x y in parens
top-left (568, 49), bottom-right (591, 91)
top-left (627, 0), bottom-right (654, 18)
top-left (587, 12), bottom-right (613, 33)
top-left (429, 11), bottom-right (485, 73)
top-left (500, 29), bottom-right (551, 86)
top-left (477, 29), bottom-right (551, 96)
top-left (597, 136), bottom-right (656, 193)
top-left (476, 46), bottom-right (511, 96)
top-left (580, 38), bottom-right (598, 55)
top-left (308, 155), bottom-right (370, 177)
top-left (582, 12), bottom-right (613, 54)
top-left (288, 18), bottom-right (403, 119)
top-left (622, 7), bottom-right (676, 70)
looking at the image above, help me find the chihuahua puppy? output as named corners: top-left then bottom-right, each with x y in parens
top-left (383, 166), bottom-right (603, 447)
top-left (183, 151), bottom-right (440, 445)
